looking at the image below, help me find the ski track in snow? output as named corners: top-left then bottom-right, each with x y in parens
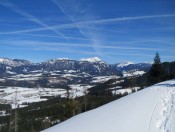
top-left (155, 84), bottom-right (175, 132)
top-left (147, 89), bottom-right (162, 132)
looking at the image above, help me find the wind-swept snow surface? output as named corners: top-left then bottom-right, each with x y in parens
top-left (42, 80), bottom-right (175, 132)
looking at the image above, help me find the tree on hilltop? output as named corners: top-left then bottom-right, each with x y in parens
top-left (147, 52), bottom-right (164, 85)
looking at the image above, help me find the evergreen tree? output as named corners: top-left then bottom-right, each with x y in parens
top-left (147, 52), bottom-right (164, 85)
top-left (154, 52), bottom-right (161, 64)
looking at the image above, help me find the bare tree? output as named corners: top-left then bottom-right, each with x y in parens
top-left (83, 86), bottom-right (88, 112)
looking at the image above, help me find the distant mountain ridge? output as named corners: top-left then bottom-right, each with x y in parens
top-left (0, 57), bottom-right (151, 77)
top-left (0, 58), bottom-right (31, 67)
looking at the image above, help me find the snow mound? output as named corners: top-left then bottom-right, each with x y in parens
top-left (42, 80), bottom-right (175, 132)
top-left (80, 57), bottom-right (101, 63)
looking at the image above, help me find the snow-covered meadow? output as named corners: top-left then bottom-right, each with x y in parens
top-left (0, 87), bottom-right (66, 109)
top-left (0, 84), bottom-right (94, 109)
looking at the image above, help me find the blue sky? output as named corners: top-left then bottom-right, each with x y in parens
top-left (0, 0), bottom-right (175, 63)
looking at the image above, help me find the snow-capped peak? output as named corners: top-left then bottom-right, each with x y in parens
top-left (80, 57), bottom-right (101, 63)
top-left (117, 62), bottom-right (134, 68)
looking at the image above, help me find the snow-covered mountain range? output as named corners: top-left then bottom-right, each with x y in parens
top-left (0, 57), bottom-right (151, 88)
top-left (42, 79), bottom-right (175, 132)
top-left (0, 57), bottom-right (151, 77)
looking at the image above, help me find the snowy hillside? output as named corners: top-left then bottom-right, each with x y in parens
top-left (42, 80), bottom-right (175, 132)
top-left (117, 62), bottom-right (134, 67)
top-left (122, 70), bottom-right (145, 77)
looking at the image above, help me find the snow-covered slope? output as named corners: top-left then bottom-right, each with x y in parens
top-left (117, 62), bottom-right (134, 67)
top-left (0, 58), bottom-right (31, 67)
top-left (123, 70), bottom-right (146, 77)
top-left (42, 80), bottom-right (175, 132)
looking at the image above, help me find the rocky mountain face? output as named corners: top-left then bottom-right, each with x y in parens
top-left (38, 58), bottom-right (113, 76)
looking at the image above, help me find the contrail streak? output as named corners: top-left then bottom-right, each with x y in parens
top-left (0, 14), bottom-right (175, 34)
top-left (0, 0), bottom-right (65, 37)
